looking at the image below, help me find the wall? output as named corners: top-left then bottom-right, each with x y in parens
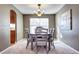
top-left (56, 4), bottom-right (79, 51)
top-left (0, 4), bottom-right (23, 52)
top-left (23, 14), bottom-right (56, 38)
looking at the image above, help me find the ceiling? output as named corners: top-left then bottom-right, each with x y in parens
top-left (13, 4), bottom-right (65, 14)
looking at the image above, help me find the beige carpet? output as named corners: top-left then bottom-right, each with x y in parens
top-left (1, 39), bottom-right (78, 54)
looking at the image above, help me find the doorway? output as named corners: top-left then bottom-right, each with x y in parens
top-left (10, 10), bottom-right (17, 44)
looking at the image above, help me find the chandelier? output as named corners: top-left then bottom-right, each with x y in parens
top-left (34, 4), bottom-right (44, 16)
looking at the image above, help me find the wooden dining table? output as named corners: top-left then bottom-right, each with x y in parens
top-left (29, 33), bottom-right (52, 51)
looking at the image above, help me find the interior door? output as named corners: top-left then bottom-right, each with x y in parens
top-left (10, 10), bottom-right (16, 44)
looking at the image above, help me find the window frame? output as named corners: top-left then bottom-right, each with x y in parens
top-left (30, 18), bottom-right (49, 34)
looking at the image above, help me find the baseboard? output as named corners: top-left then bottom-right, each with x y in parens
top-left (60, 41), bottom-right (79, 54)
top-left (0, 41), bottom-right (18, 54)
top-left (0, 45), bottom-right (13, 54)
top-left (0, 39), bottom-right (26, 54)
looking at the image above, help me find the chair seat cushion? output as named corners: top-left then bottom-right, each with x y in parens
top-left (36, 41), bottom-right (47, 46)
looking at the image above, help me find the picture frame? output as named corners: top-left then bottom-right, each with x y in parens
top-left (60, 9), bottom-right (72, 31)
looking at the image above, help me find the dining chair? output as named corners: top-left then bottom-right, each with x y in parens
top-left (35, 34), bottom-right (49, 53)
top-left (49, 28), bottom-right (55, 49)
top-left (25, 29), bottom-right (33, 49)
top-left (35, 27), bottom-right (49, 53)
top-left (26, 31), bottom-right (30, 48)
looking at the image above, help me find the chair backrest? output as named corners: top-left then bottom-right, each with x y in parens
top-left (41, 28), bottom-right (48, 34)
top-left (25, 28), bottom-right (30, 41)
top-left (35, 26), bottom-right (48, 34)
top-left (35, 27), bottom-right (48, 41)
top-left (35, 27), bottom-right (42, 34)
top-left (49, 28), bottom-right (55, 41)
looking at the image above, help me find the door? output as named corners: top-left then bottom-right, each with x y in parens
top-left (10, 10), bottom-right (16, 44)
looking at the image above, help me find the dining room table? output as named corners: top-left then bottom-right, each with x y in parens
top-left (29, 33), bottom-right (52, 51)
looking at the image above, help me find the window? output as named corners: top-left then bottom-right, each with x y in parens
top-left (30, 18), bottom-right (49, 34)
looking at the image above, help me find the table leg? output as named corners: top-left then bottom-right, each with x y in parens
top-left (48, 41), bottom-right (50, 51)
top-left (31, 41), bottom-right (33, 50)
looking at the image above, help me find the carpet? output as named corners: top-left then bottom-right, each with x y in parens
top-left (1, 39), bottom-right (78, 54)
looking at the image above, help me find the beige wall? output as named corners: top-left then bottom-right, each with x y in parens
top-left (23, 14), bottom-right (56, 38)
top-left (0, 4), bottom-right (23, 52)
top-left (56, 4), bottom-right (79, 51)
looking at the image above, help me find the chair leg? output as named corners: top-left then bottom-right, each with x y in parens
top-left (26, 41), bottom-right (29, 48)
top-left (36, 47), bottom-right (38, 54)
top-left (46, 43), bottom-right (49, 54)
top-left (31, 41), bottom-right (33, 50)
top-left (51, 42), bottom-right (55, 49)
top-left (48, 42), bottom-right (50, 53)
top-left (53, 43), bottom-right (55, 49)
top-left (49, 42), bottom-right (50, 50)
top-left (36, 42), bottom-right (38, 54)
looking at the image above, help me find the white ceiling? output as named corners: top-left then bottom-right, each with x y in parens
top-left (13, 4), bottom-right (65, 14)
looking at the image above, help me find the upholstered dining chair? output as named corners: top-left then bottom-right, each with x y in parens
top-left (35, 27), bottom-right (49, 53)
